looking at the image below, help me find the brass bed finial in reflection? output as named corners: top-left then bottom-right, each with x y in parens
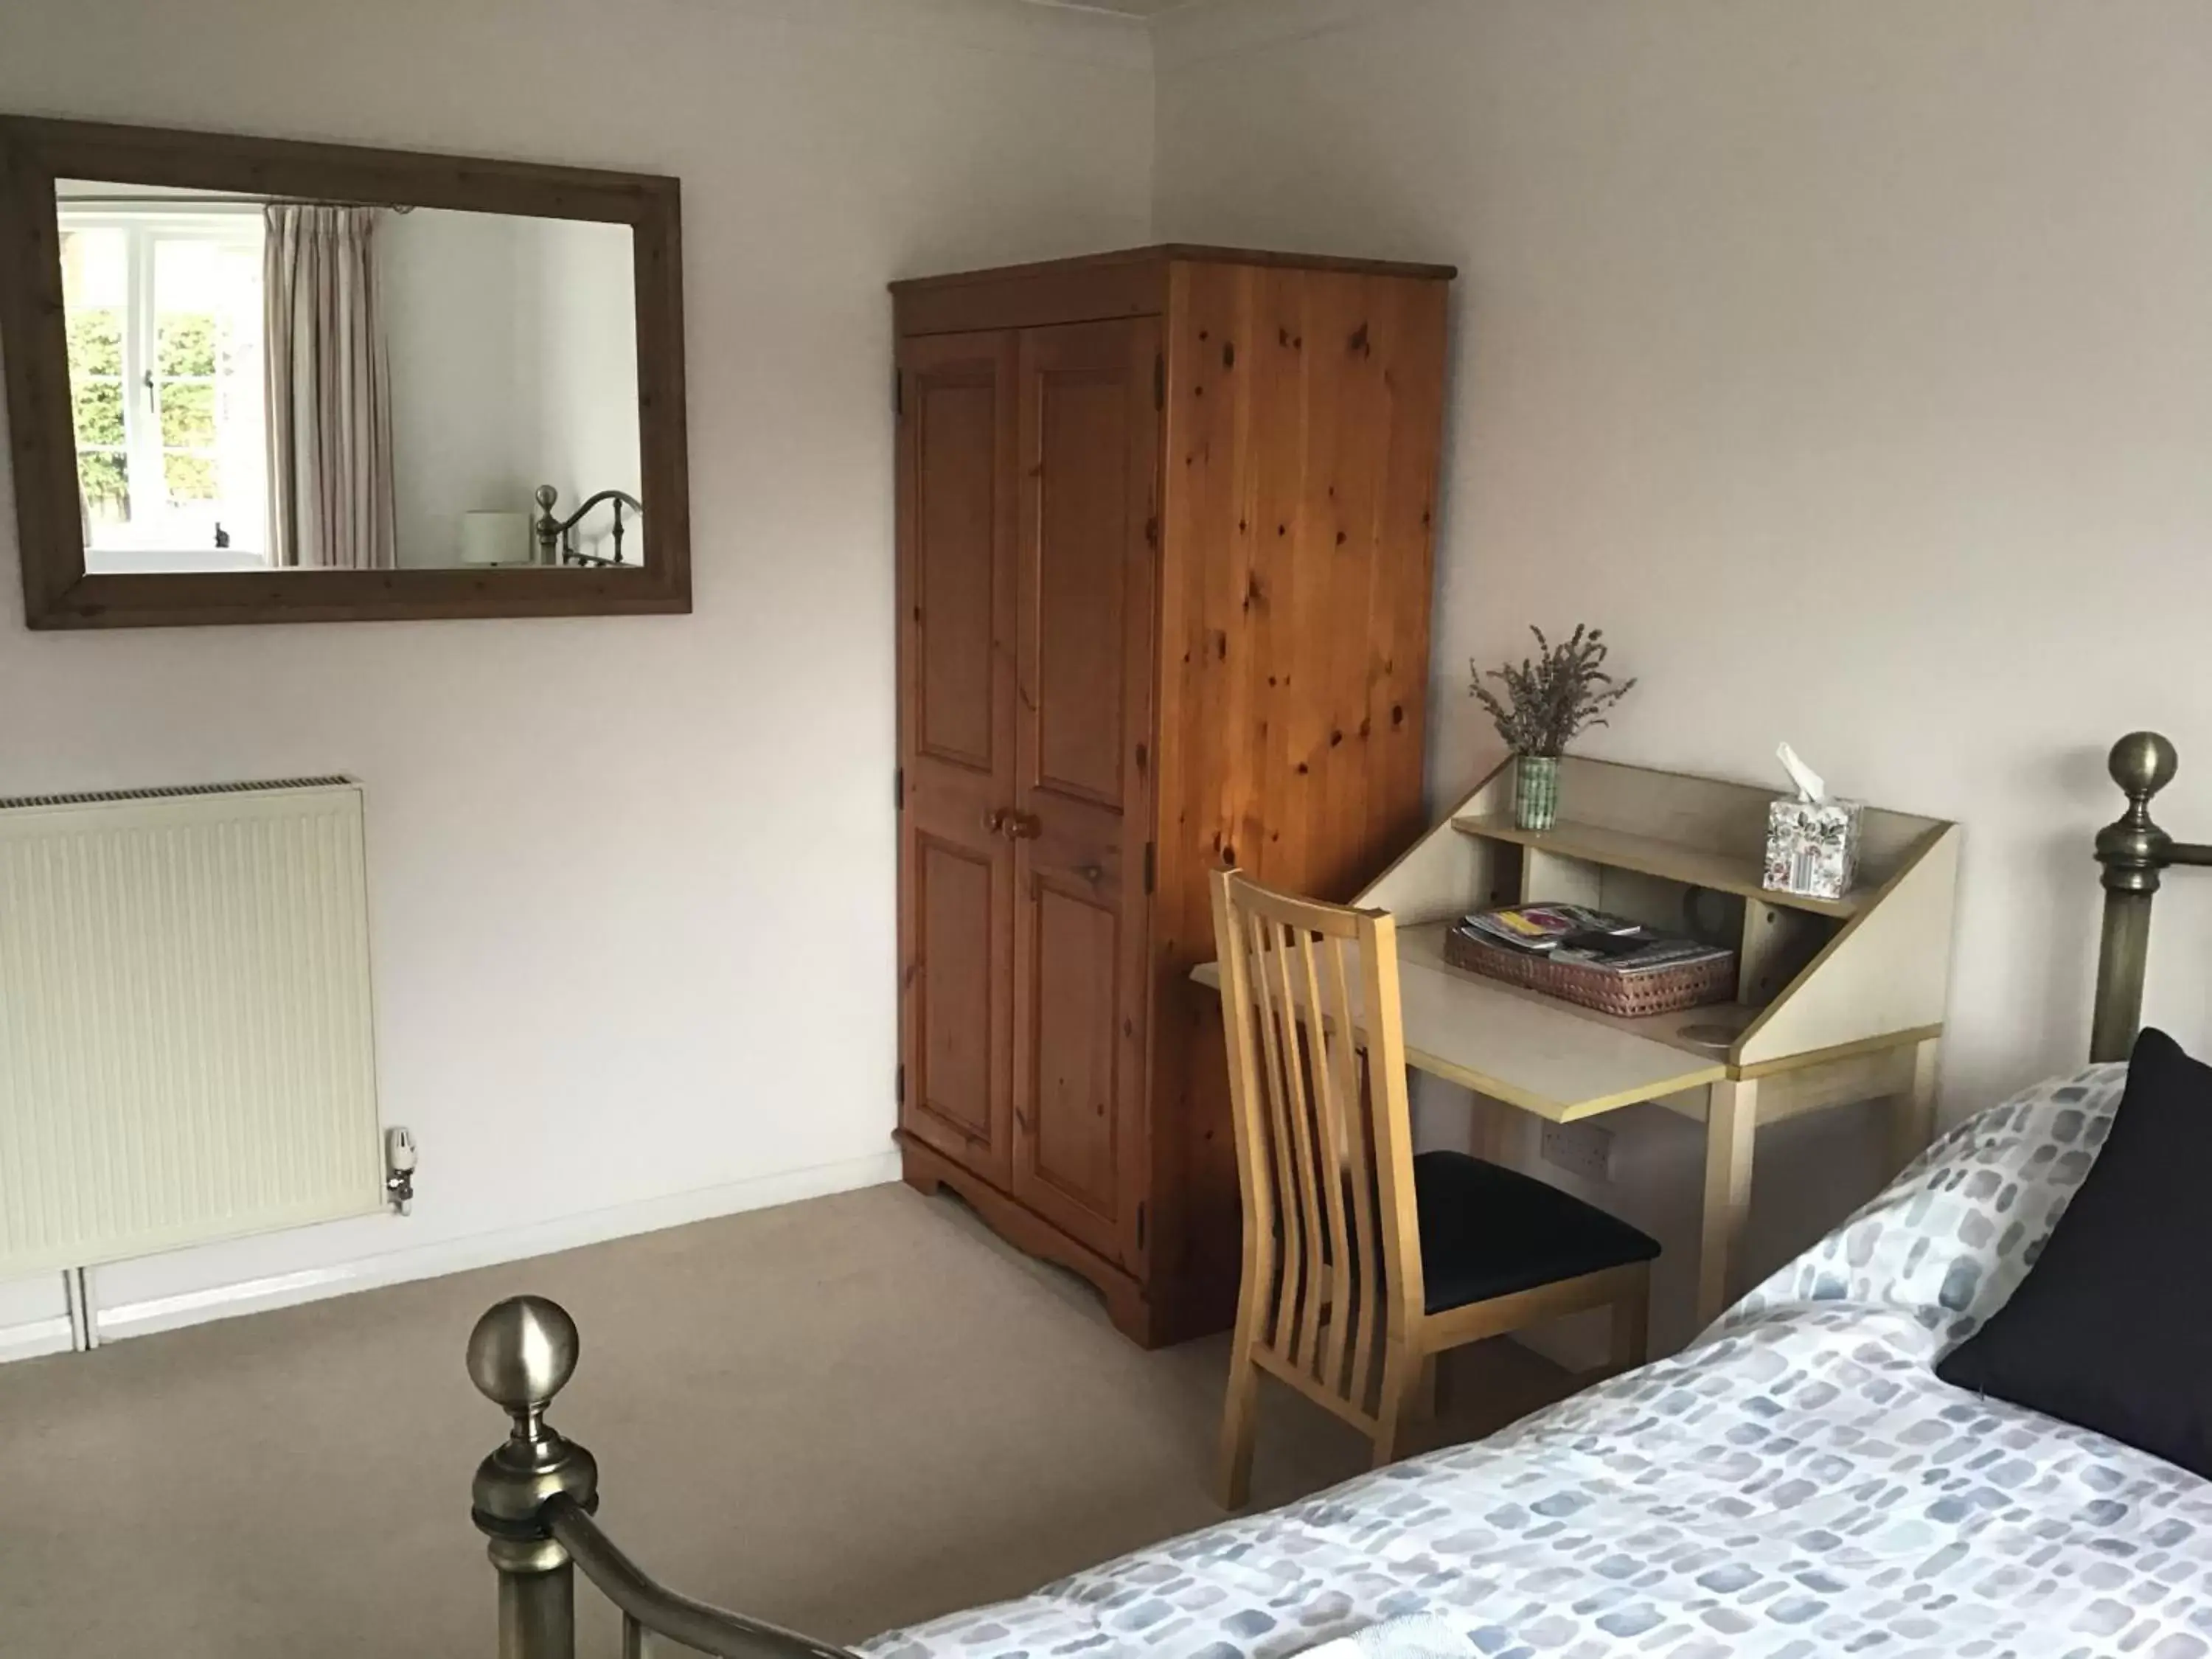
top-left (2092, 731), bottom-right (2212, 1062)
top-left (534, 484), bottom-right (645, 568)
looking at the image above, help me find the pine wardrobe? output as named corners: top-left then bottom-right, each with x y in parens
top-left (891, 247), bottom-right (1454, 1346)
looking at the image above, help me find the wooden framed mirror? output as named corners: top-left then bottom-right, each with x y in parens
top-left (0, 116), bottom-right (689, 627)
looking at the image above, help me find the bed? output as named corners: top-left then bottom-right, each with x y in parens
top-left (863, 1061), bottom-right (2212, 1659)
top-left (464, 731), bottom-right (2209, 1659)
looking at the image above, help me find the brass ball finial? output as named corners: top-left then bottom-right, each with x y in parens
top-left (535, 484), bottom-right (559, 511)
top-left (2109, 731), bottom-right (2178, 801)
top-left (467, 1295), bottom-right (579, 1422)
top-left (467, 1298), bottom-right (598, 1564)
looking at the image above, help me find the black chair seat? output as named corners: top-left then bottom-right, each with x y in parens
top-left (1413, 1150), bottom-right (1660, 1315)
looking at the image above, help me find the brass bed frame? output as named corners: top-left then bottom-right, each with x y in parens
top-left (460, 730), bottom-right (2189, 1659)
top-left (2092, 731), bottom-right (2208, 1062)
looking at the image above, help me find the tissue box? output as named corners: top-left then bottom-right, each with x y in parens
top-left (1764, 797), bottom-right (1862, 901)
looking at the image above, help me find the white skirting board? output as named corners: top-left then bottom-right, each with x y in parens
top-left (0, 1151), bottom-right (900, 1360)
top-left (0, 1317), bottom-right (74, 1364)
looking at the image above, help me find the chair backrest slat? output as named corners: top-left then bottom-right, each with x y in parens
top-left (1264, 917), bottom-right (1328, 1371)
top-left (1212, 894), bottom-right (1281, 1357)
top-left (1210, 870), bottom-right (1420, 1416)
top-left (1364, 903), bottom-right (1426, 1346)
top-left (1239, 908), bottom-right (1301, 1353)
top-left (1295, 925), bottom-right (1356, 1395)
top-left (1322, 936), bottom-right (1382, 1405)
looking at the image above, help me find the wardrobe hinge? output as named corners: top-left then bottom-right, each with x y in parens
top-left (897, 1062), bottom-right (906, 1105)
top-left (894, 371), bottom-right (903, 417)
top-left (1152, 353), bottom-right (1164, 411)
top-left (895, 767), bottom-right (905, 810)
top-left (1143, 841), bottom-right (1155, 894)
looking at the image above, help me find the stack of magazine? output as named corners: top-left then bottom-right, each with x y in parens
top-left (1453, 903), bottom-right (1733, 976)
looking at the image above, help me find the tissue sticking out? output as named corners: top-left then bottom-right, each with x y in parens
top-left (1778, 742), bottom-right (1826, 805)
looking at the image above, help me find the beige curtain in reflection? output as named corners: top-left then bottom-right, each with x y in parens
top-left (263, 205), bottom-right (396, 569)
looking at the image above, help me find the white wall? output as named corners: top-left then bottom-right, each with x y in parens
top-left (0, 0), bottom-right (1151, 1352)
top-left (381, 206), bottom-right (538, 567)
top-left (382, 209), bottom-right (643, 567)
top-left (521, 217), bottom-right (644, 565)
top-left (1155, 0), bottom-right (2212, 1344)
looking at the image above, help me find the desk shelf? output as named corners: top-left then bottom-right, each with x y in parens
top-left (1450, 813), bottom-right (1865, 919)
top-left (1363, 753), bottom-right (1958, 1084)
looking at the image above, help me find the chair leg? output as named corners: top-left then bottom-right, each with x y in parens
top-left (1216, 1346), bottom-right (1262, 1509)
top-left (1371, 1340), bottom-right (1419, 1468)
top-left (1608, 1276), bottom-right (1651, 1375)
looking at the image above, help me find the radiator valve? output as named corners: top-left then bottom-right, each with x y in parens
top-left (385, 1127), bottom-right (418, 1216)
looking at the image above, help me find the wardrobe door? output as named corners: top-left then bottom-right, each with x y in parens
top-left (897, 332), bottom-right (1019, 1186)
top-left (1007, 317), bottom-right (1161, 1268)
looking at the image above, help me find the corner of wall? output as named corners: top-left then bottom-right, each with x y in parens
top-left (1149, 0), bottom-right (1397, 74)
top-left (1144, 0), bottom-right (1402, 239)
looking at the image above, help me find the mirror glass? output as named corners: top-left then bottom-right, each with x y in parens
top-left (56, 181), bottom-right (643, 574)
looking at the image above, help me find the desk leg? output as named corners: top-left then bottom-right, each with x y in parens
top-left (1887, 1038), bottom-right (1941, 1177)
top-left (1697, 1077), bottom-right (1758, 1327)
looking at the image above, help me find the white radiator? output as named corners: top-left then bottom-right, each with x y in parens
top-left (0, 779), bottom-right (385, 1276)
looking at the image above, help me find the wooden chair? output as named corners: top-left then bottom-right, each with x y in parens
top-left (1210, 869), bottom-right (1658, 1508)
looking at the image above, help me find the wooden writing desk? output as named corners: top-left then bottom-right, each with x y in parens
top-left (1194, 754), bottom-right (1958, 1327)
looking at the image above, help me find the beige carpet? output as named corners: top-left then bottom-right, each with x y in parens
top-left (0, 1182), bottom-right (1573, 1658)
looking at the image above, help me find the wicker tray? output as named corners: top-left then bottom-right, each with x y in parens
top-left (1444, 927), bottom-right (1738, 1018)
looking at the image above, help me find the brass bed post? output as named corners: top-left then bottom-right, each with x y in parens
top-left (467, 1298), bottom-right (860, 1659)
top-left (2093, 732), bottom-right (2212, 1061)
top-left (2093, 733), bottom-right (2181, 1062)
top-left (469, 1298), bottom-right (598, 1659)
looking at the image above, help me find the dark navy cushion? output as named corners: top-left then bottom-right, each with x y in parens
top-left (1413, 1150), bottom-right (1660, 1315)
top-left (1937, 1027), bottom-right (2212, 1481)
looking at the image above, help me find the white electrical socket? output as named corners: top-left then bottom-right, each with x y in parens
top-left (1540, 1119), bottom-right (1614, 1183)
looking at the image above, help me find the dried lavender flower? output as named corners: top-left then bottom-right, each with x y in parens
top-left (1470, 625), bottom-right (1637, 757)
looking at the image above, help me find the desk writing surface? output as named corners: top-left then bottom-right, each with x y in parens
top-left (1192, 922), bottom-right (1727, 1122)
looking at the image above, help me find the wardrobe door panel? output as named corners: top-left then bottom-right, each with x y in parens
top-left (897, 332), bottom-right (1018, 1184)
top-left (1008, 316), bottom-right (1161, 1267)
top-left (912, 835), bottom-right (999, 1147)
top-left (1032, 370), bottom-right (1130, 808)
top-left (1024, 877), bottom-right (1123, 1216)
top-left (914, 375), bottom-right (1000, 769)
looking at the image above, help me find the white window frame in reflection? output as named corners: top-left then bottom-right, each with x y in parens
top-left (58, 201), bottom-right (270, 574)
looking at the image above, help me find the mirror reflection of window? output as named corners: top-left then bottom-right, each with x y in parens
top-left (56, 183), bottom-right (645, 578)
top-left (59, 195), bottom-right (268, 572)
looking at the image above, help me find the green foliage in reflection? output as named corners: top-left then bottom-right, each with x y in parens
top-left (69, 309), bottom-right (126, 446)
top-left (69, 307), bottom-right (123, 377)
top-left (69, 306), bottom-right (133, 516)
top-left (73, 376), bottom-right (124, 448)
top-left (164, 452), bottom-right (217, 504)
top-left (160, 381), bottom-right (216, 449)
top-left (159, 313), bottom-right (218, 378)
top-left (77, 451), bottom-right (129, 519)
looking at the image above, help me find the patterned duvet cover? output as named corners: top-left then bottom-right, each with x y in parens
top-left (866, 1064), bottom-right (2212, 1659)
